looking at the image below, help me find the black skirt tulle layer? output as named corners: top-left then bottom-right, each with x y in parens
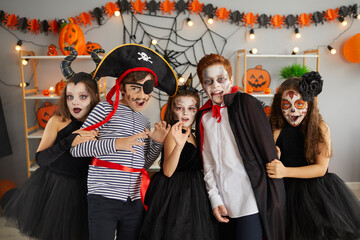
top-left (4, 167), bottom-right (88, 240)
top-left (285, 173), bottom-right (360, 240)
top-left (140, 170), bottom-right (218, 240)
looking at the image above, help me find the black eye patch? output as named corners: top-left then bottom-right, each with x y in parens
top-left (130, 80), bottom-right (154, 94)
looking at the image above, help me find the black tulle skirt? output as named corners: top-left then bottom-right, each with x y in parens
top-left (4, 167), bottom-right (88, 240)
top-left (285, 173), bottom-right (360, 240)
top-left (139, 170), bottom-right (218, 240)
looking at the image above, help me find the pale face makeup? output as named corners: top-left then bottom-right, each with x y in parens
top-left (66, 82), bottom-right (92, 122)
top-left (120, 75), bottom-right (153, 112)
top-left (173, 96), bottom-right (197, 127)
top-left (202, 64), bottom-right (233, 105)
top-left (281, 89), bottom-right (308, 127)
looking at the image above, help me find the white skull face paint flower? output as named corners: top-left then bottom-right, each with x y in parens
top-left (281, 90), bottom-right (308, 127)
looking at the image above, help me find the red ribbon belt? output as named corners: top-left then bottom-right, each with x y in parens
top-left (91, 158), bottom-right (150, 211)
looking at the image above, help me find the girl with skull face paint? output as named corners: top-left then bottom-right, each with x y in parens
top-left (139, 78), bottom-right (218, 240)
top-left (267, 73), bottom-right (360, 240)
top-left (4, 47), bottom-right (101, 240)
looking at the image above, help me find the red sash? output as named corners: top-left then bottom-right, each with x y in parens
top-left (91, 158), bottom-right (150, 211)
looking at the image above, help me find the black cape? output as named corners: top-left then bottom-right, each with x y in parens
top-left (195, 91), bottom-right (286, 240)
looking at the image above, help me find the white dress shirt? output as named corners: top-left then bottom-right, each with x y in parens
top-left (202, 104), bottom-right (259, 218)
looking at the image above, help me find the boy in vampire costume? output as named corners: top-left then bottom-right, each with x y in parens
top-left (71, 44), bottom-right (177, 240)
top-left (195, 54), bottom-right (285, 240)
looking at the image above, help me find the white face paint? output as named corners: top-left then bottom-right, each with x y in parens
top-left (281, 89), bottom-right (308, 127)
top-left (173, 96), bottom-right (197, 127)
top-left (66, 82), bottom-right (92, 122)
top-left (120, 75), bottom-right (153, 112)
top-left (202, 64), bottom-right (233, 105)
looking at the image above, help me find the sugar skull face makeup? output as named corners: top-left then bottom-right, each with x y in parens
top-left (281, 90), bottom-right (308, 127)
top-left (173, 96), bottom-right (197, 127)
top-left (202, 64), bottom-right (233, 105)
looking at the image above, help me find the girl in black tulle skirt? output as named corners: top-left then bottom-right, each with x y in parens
top-left (139, 81), bottom-right (218, 240)
top-left (266, 73), bottom-right (360, 240)
top-left (4, 48), bottom-right (101, 240)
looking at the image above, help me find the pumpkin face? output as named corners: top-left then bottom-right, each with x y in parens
top-left (55, 79), bottom-right (66, 96)
top-left (264, 106), bottom-right (271, 117)
top-left (59, 18), bottom-right (86, 55)
top-left (246, 86), bottom-right (253, 94)
top-left (263, 87), bottom-right (271, 94)
top-left (42, 89), bottom-right (50, 96)
top-left (85, 41), bottom-right (102, 55)
top-left (243, 65), bottom-right (271, 92)
top-left (47, 44), bottom-right (58, 56)
top-left (37, 102), bottom-right (58, 128)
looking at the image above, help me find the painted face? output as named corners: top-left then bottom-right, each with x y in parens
top-left (202, 64), bottom-right (233, 105)
top-left (281, 90), bottom-right (308, 127)
top-left (66, 82), bottom-right (92, 122)
top-left (173, 96), bottom-right (197, 127)
top-left (120, 75), bottom-right (153, 112)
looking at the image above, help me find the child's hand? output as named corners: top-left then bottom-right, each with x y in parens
top-left (212, 205), bottom-right (229, 223)
top-left (71, 130), bottom-right (98, 146)
top-left (266, 159), bottom-right (286, 179)
top-left (171, 122), bottom-right (190, 147)
top-left (115, 132), bottom-right (148, 153)
top-left (146, 121), bottom-right (170, 144)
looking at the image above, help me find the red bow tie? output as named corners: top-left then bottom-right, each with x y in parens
top-left (212, 104), bottom-right (226, 123)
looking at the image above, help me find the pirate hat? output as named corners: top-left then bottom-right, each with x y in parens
top-left (93, 43), bottom-right (178, 96)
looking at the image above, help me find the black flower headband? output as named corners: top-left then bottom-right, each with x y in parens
top-left (298, 71), bottom-right (323, 102)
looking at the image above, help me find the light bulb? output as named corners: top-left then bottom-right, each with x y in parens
top-left (15, 40), bottom-right (22, 51)
top-left (295, 28), bottom-right (301, 39)
top-left (179, 76), bottom-right (185, 83)
top-left (249, 29), bottom-right (255, 40)
top-left (208, 18), bottom-right (214, 24)
top-left (151, 39), bottom-right (158, 45)
top-left (249, 48), bottom-right (258, 54)
top-left (292, 47), bottom-right (299, 55)
top-left (22, 59), bottom-right (29, 65)
top-left (114, 10), bottom-right (120, 17)
top-left (49, 87), bottom-right (54, 92)
top-left (327, 45), bottom-right (336, 54)
top-left (187, 18), bottom-right (193, 27)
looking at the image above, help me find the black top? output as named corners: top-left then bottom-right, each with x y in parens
top-left (36, 116), bottom-right (91, 178)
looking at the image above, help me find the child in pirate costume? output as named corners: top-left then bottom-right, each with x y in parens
top-left (195, 54), bottom-right (286, 240)
top-left (4, 47), bottom-right (102, 240)
top-left (70, 44), bottom-right (177, 240)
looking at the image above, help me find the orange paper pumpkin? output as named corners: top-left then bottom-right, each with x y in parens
top-left (243, 65), bottom-right (271, 92)
top-left (42, 89), bottom-right (51, 96)
top-left (160, 103), bottom-right (168, 121)
top-left (55, 79), bottom-right (66, 96)
top-left (59, 18), bottom-right (86, 55)
top-left (343, 33), bottom-right (360, 63)
top-left (37, 102), bottom-right (58, 128)
top-left (85, 42), bottom-right (102, 55)
top-left (263, 87), bottom-right (271, 94)
top-left (246, 86), bottom-right (253, 94)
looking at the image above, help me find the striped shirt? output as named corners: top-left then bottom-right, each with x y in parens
top-left (70, 102), bottom-right (162, 201)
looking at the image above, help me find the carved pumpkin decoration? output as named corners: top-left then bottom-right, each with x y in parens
top-left (264, 106), bottom-right (271, 117)
top-left (85, 42), bottom-right (102, 55)
top-left (42, 89), bottom-right (51, 96)
top-left (160, 103), bottom-right (167, 121)
top-left (59, 18), bottom-right (86, 55)
top-left (246, 86), bottom-right (253, 94)
top-left (263, 87), bottom-right (271, 94)
top-left (47, 44), bottom-right (58, 56)
top-left (37, 102), bottom-right (58, 128)
top-left (55, 79), bottom-right (66, 96)
top-left (243, 65), bottom-right (271, 92)
top-left (343, 33), bottom-right (360, 63)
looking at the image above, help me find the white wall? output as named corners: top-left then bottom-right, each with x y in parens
top-left (0, 0), bottom-right (359, 186)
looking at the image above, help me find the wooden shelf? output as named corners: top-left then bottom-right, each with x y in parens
top-left (27, 130), bottom-right (44, 139)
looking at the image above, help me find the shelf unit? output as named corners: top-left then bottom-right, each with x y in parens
top-left (19, 50), bottom-right (107, 178)
top-left (236, 49), bottom-right (320, 97)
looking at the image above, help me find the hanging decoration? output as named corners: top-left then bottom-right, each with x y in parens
top-left (0, 2), bottom-right (358, 35)
top-left (343, 33), bottom-right (360, 63)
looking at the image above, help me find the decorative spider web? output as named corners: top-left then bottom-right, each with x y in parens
top-left (119, 11), bottom-right (229, 108)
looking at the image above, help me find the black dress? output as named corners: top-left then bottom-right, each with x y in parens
top-left (277, 121), bottom-right (360, 240)
top-left (4, 117), bottom-right (90, 240)
top-left (139, 141), bottom-right (218, 240)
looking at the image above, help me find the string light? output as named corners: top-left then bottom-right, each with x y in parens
top-left (339, 17), bottom-right (348, 26)
top-left (15, 40), bottom-right (22, 51)
top-left (208, 17), bottom-right (214, 24)
top-left (327, 45), bottom-right (336, 54)
top-left (114, 10), bottom-right (120, 17)
top-left (178, 75), bottom-right (185, 84)
top-left (186, 18), bottom-right (194, 27)
top-left (249, 48), bottom-right (258, 54)
top-left (22, 58), bottom-right (29, 65)
top-left (249, 28), bottom-right (255, 40)
top-left (357, 14), bottom-right (360, 20)
top-left (292, 47), bottom-right (299, 55)
top-left (151, 39), bottom-right (158, 45)
top-left (294, 28), bottom-right (301, 39)
top-left (49, 86), bottom-right (54, 92)
top-left (19, 82), bottom-right (29, 87)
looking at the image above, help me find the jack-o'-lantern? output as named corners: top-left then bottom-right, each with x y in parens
top-left (42, 89), bottom-right (50, 96)
top-left (246, 86), bottom-right (253, 94)
top-left (85, 42), bottom-right (102, 55)
top-left (59, 18), bottom-right (86, 55)
top-left (243, 65), bottom-right (271, 92)
top-left (37, 102), bottom-right (58, 128)
top-left (55, 79), bottom-right (66, 96)
top-left (47, 44), bottom-right (58, 56)
top-left (263, 87), bottom-right (271, 94)
top-left (264, 106), bottom-right (271, 117)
